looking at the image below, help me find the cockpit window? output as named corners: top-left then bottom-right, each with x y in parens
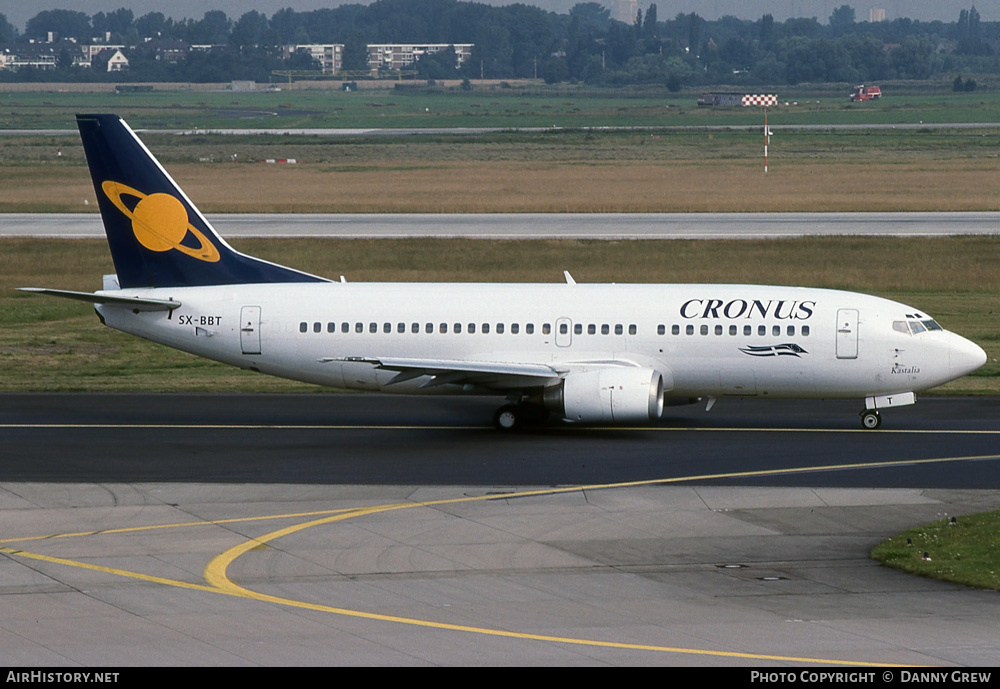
top-left (894, 318), bottom-right (944, 335)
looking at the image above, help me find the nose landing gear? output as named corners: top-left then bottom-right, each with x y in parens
top-left (860, 409), bottom-right (882, 430)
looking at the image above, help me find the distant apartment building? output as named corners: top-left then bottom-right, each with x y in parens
top-left (0, 42), bottom-right (90, 70)
top-left (138, 38), bottom-right (189, 64)
top-left (281, 42), bottom-right (472, 76)
top-left (0, 38), bottom-right (472, 77)
top-left (291, 44), bottom-right (343, 74)
top-left (0, 47), bottom-right (53, 70)
top-left (869, 8), bottom-right (887, 22)
top-left (0, 40), bottom-right (126, 72)
top-left (366, 43), bottom-right (473, 75)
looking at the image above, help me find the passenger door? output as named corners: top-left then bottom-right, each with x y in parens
top-left (836, 308), bottom-right (859, 359)
top-left (240, 305), bottom-right (261, 355)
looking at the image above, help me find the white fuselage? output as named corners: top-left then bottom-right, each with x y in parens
top-left (95, 281), bottom-right (986, 402)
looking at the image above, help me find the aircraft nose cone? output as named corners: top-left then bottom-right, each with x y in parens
top-left (951, 336), bottom-right (987, 378)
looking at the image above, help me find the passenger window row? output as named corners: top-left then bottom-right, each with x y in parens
top-left (658, 324), bottom-right (811, 337)
top-left (298, 321), bottom-right (640, 335)
top-left (298, 321), bottom-right (809, 337)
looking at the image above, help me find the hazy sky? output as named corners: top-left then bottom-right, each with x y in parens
top-left (2, 1), bottom-right (992, 33)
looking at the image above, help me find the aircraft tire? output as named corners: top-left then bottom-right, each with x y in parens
top-left (861, 410), bottom-right (882, 430)
top-left (494, 405), bottom-right (520, 431)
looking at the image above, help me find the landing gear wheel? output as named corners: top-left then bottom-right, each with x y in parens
top-left (494, 404), bottom-right (520, 431)
top-left (860, 410), bottom-right (882, 430)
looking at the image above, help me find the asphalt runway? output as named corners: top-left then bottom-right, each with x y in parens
top-left (2, 393), bottom-right (1000, 665)
top-left (3, 212), bottom-right (1000, 240)
top-left (3, 394), bottom-right (1000, 487)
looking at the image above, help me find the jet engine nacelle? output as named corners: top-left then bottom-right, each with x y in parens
top-left (544, 367), bottom-right (664, 423)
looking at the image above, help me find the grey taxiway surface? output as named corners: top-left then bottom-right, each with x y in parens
top-left (2, 394), bottom-right (999, 666)
top-left (3, 212), bottom-right (1000, 240)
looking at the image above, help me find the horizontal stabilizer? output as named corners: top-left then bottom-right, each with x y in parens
top-left (18, 287), bottom-right (181, 311)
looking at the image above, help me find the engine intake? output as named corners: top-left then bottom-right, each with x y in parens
top-left (544, 368), bottom-right (664, 423)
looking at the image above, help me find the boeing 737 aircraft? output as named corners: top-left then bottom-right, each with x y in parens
top-left (21, 114), bottom-right (987, 430)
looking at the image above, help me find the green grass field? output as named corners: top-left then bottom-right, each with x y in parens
top-left (3, 84), bottom-right (999, 213)
top-left (872, 510), bottom-right (1000, 591)
top-left (3, 127), bottom-right (999, 213)
top-left (3, 83), bottom-right (1000, 130)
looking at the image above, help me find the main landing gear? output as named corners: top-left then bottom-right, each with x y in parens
top-left (860, 409), bottom-right (882, 430)
top-left (493, 402), bottom-right (549, 431)
top-left (494, 405), bottom-right (519, 431)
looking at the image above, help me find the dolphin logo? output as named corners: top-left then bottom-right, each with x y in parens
top-left (739, 343), bottom-right (808, 358)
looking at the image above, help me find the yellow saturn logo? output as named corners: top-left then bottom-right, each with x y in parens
top-left (102, 181), bottom-right (220, 263)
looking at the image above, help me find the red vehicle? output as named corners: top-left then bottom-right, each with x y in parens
top-left (850, 85), bottom-right (881, 101)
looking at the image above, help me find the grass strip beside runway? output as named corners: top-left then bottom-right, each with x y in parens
top-left (872, 510), bottom-right (1000, 590)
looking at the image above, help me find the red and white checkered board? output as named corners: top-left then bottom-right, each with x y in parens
top-left (741, 94), bottom-right (777, 107)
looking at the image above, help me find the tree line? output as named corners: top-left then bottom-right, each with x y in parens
top-left (1, 1), bottom-right (997, 86)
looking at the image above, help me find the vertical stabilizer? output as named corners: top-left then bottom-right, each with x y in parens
top-left (76, 114), bottom-right (326, 288)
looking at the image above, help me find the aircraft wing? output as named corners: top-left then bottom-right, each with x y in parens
top-left (17, 288), bottom-right (181, 311)
top-left (319, 356), bottom-right (563, 389)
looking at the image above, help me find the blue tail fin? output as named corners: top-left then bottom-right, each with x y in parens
top-left (77, 114), bottom-right (326, 288)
